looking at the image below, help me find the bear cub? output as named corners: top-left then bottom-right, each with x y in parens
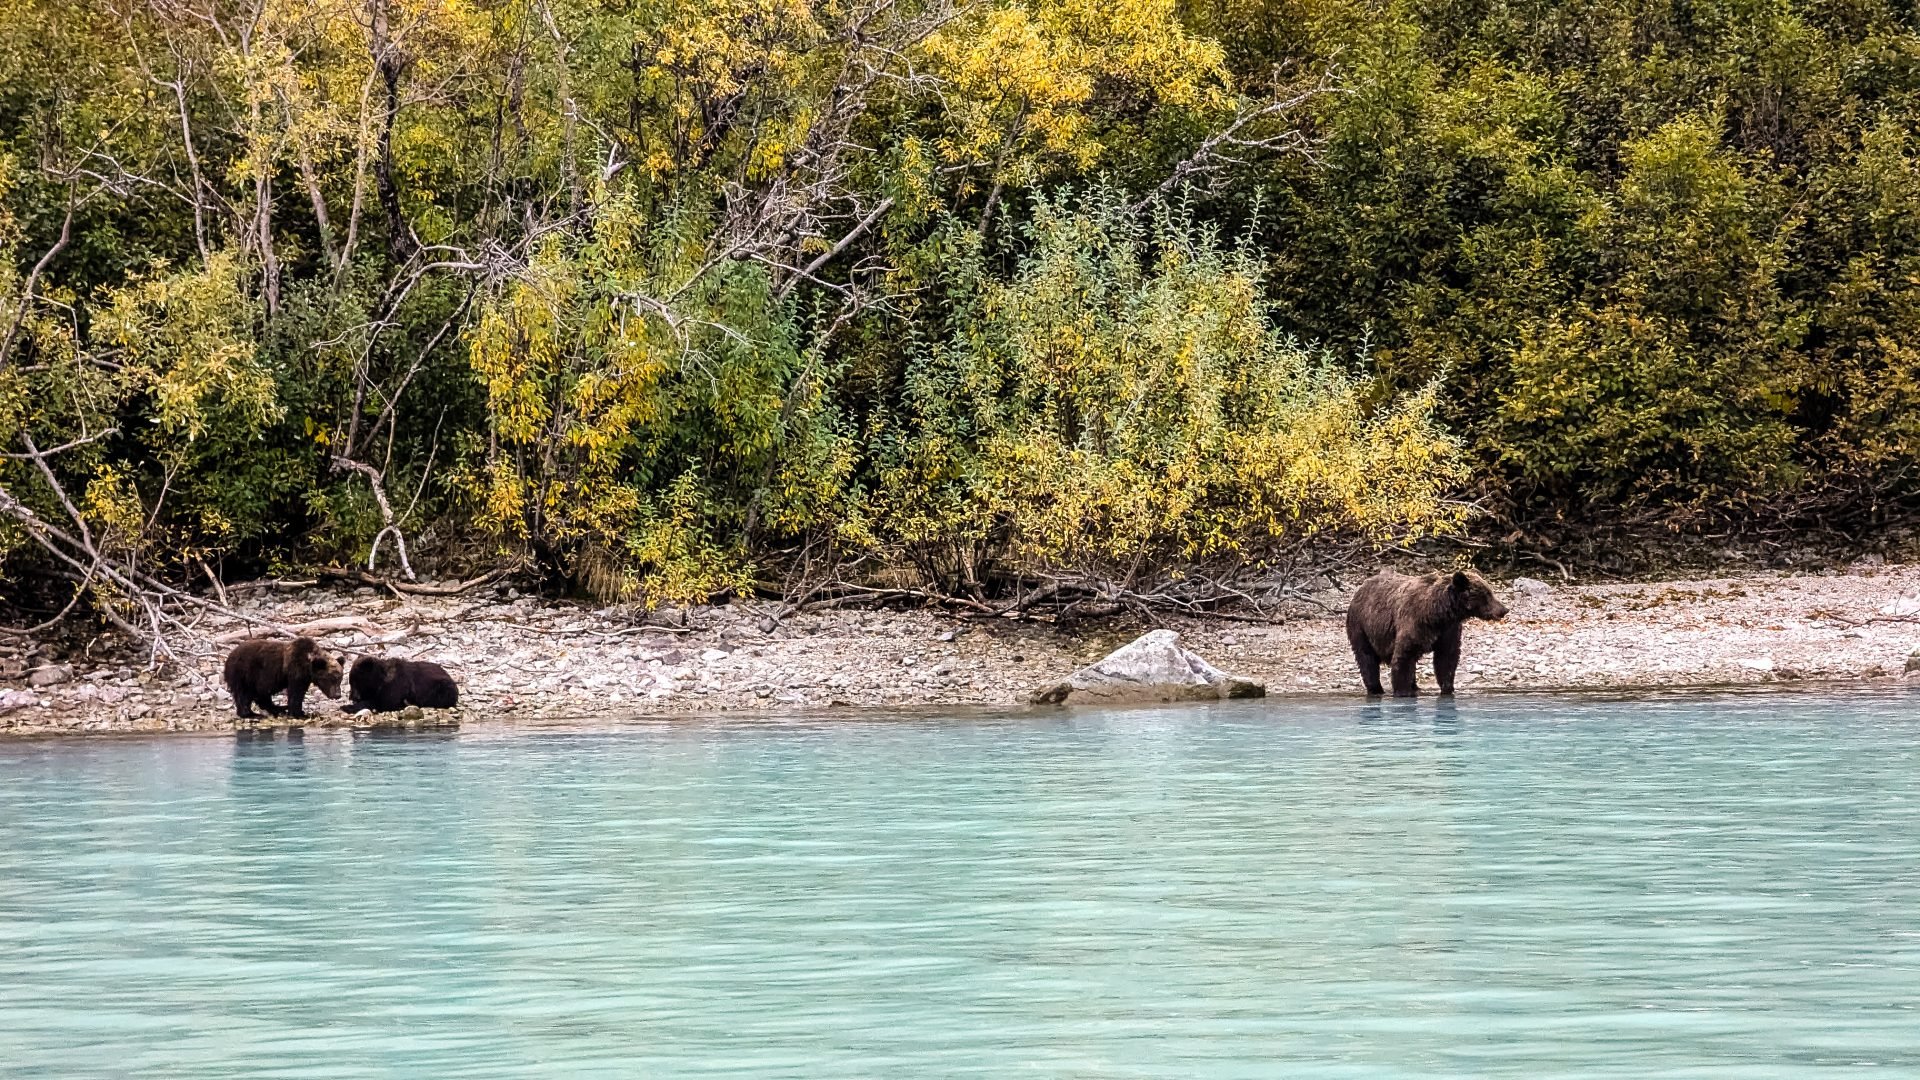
top-left (223, 635), bottom-right (344, 719)
top-left (1347, 569), bottom-right (1509, 697)
top-left (348, 656), bottom-right (459, 712)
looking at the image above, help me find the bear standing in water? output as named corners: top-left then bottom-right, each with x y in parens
top-left (348, 656), bottom-right (459, 712)
top-left (223, 636), bottom-right (344, 719)
top-left (1346, 570), bottom-right (1509, 697)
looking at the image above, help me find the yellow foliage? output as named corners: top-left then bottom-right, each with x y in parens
top-left (81, 464), bottom-right (147, 552)
top-left (923, 0), bottom-right (1230, 179)
top-left (473, 458), bottom-right (530, 538)
top-left (873, 195), bottom-right (1465, 578)
top-left (459, 192), bottom-right (802, 604)
top-left (467, 248), bottom-right (571, 445)
top-left (622, 472), bottom-right (756, 605)
top-left (96, 252), bottom-right (281, 442)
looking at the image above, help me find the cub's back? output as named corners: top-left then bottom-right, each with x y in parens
top-left (223, 639), bottom-right (286, 685)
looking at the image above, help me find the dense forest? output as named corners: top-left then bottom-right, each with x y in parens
top-left (4, 0), bottom-right (1920, 633)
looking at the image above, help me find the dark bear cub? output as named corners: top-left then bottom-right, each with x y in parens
top-left (348, 656), bottom-right (459, 712)
top-left (1346, 569), bottom-right (1509, 698)
top-left (223, 635), bottom-right (344, 719)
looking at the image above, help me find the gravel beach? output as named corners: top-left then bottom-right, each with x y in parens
top-left (6, 565), bottom-right (1920, 734)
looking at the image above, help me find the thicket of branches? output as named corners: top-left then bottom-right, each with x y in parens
top-left (5, 0), bottom-right (1920, 647)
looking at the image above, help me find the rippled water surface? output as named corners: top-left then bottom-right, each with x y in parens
top-left (4, 692), bottom-right (1920, 1078)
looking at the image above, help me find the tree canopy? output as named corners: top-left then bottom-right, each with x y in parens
top-left (3, 0), bottom-right (1918, 627)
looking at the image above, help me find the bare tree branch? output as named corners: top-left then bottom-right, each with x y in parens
top-left (0, 428), bottom-right (118, 460)
top-left (331, 455), bottom-right (416, 581)
top-left (1132, 70), bottom-right (1339, 213)
top-left (775, 196), bottom-right (894, 301)
top-left (0, 197), bottom-right (76, 372)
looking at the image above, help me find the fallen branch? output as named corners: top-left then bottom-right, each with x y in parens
top-left (1814, 611), bottom-right (1920, 630)
top-left (213, 616), bottom-right (391, 644)
top-left (320, 567), bottom-right (507, 595)
top-left (225, 579), bottom-right (321, 594)
top-left (502, 621), bottom-right (677, 641)
top-left (797, 580), bottom-right (997, 613)
top-left (0, 564), bottom-right (100, 636)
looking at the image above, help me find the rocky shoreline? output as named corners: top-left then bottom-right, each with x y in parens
top-left (5, 565), bottom-right (1920, 735)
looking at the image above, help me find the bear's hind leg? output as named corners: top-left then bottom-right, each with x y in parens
top-left (1351, 637), bottom-right (1385, 696)
top-left (1389, 648), bottom-right (1422, 698)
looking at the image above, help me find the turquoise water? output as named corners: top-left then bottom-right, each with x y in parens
top-left (3, 692), bottom-right (1919, 1078)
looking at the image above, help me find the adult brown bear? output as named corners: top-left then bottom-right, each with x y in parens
top-left (223, 636), bottom-right (344, 719)
top-left (1346, 570), bottom-right (1509, 697)
top-left (347, 656), bottom-right (459, 712)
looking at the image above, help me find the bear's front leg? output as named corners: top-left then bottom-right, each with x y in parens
top-left (285, 678), bottom-right (310, 719)
top-left (1433, 626), bottom-right (1462, 696)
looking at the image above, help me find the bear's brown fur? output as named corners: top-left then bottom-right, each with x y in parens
top-left (1346, 569), bottom-right (1508, 697)
top-left (222, 636), bottom-right (343, 719)
top-left (347, 655), bottom-right (459, 712)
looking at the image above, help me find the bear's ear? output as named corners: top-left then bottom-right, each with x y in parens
top-left (1451, 571), bottom-right (1470, 592)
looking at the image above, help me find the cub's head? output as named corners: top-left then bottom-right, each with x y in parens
top-left (1450, 570), bottom-right (1509, 622)
top-left (312, 651), bottom-right (345, 699)
top-left (289, 636), bottom-right (346, 698)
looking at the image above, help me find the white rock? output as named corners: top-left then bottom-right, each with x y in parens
top-left (1879, 592), bottom-right (1920, 617)
top-left (0, 689), bottom-right (38, 715)
top-left (1512, 577), bottom-right (1554, 597)
top-left (1739, 657), bottom-right (1775, 673)
top-left (701, 648), bottom-right (729, 662)
top-left (1031, 630), bottom-right (1264, 705)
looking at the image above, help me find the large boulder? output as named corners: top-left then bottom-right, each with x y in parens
top-left (26, 663), bottom-right (72, 688)
top-left (1031, 629), bottom-right (1265, 705)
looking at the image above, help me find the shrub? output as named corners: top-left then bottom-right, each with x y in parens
top-left (871, 191), bottom-right (1466, 589)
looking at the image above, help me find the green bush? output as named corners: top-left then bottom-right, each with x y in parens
top-left (869, 192), bottom-right (1465, 588)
